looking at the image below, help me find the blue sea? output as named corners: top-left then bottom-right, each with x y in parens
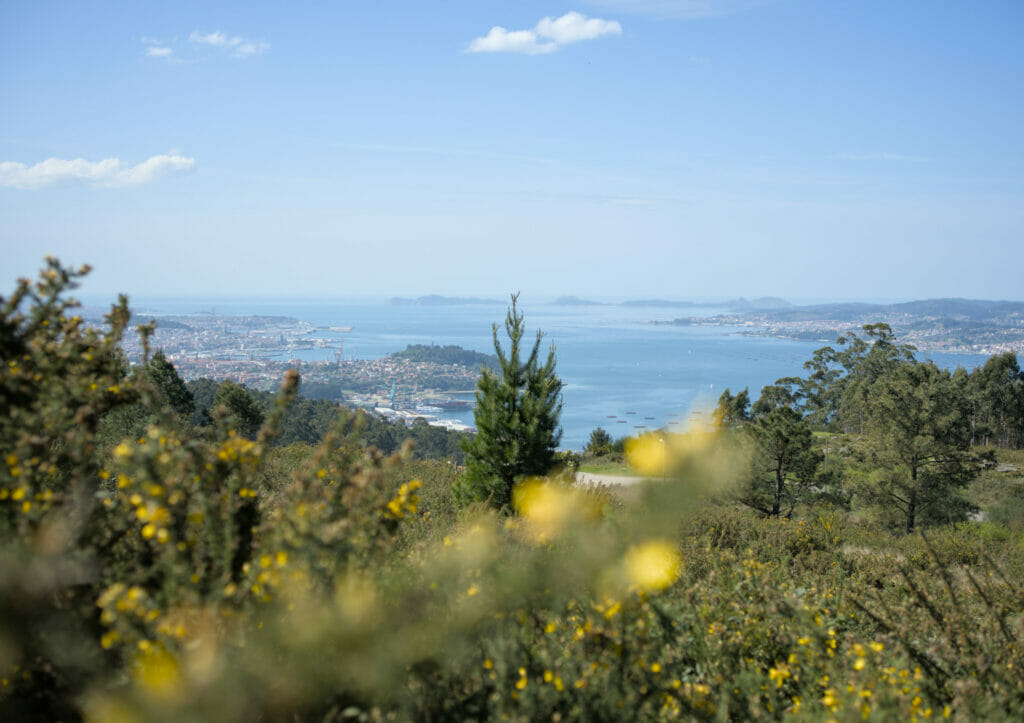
top-left (124, 297), bottom-right (991, 450)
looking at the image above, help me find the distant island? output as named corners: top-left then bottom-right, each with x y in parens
top-left (389, 344), bottom-right (497, 371)
top-left (389, 295), bottom-right (504, 306)
top-left (662, 297), bottom-right (1024, 354)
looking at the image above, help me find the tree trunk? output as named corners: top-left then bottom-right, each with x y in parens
top-left (906, 468), bottom-right (917, 533)
top-left (772, 466), bottom-right (783, 517)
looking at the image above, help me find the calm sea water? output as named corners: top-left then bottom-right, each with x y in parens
top-left (127, 298), bottom-right (991, 450)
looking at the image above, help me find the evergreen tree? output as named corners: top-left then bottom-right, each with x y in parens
top-left (712, 387), bottom-right (751, 429)
top-left (214, 380), bottom-right (265, 440)
top-left (584, 427), bottom-right (613, 457)
top-left (146, 350), bottom-right (195, 418)
top-left (968, 352), bottom-right (1024, 448)
top-left (742, 384), bottom-right (821, 517)
top-left (864, 361), bottom-right (983, 532)
top-left (456, 294), bottom-right (563, 509)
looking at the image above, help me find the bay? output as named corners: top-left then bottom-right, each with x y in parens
top-left (127, 297), bottom-right (992, 450)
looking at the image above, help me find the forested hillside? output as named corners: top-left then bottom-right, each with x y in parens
top-left (389, 343), bottom-right (497, 370)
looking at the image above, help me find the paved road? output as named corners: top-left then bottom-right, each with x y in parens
top-left (576, 472), bottom-right (650, 488)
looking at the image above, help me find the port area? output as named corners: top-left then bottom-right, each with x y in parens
top-left (347, 391), bottom-right (477, 433)
top-left (368, 406), bottom-right (476, 433)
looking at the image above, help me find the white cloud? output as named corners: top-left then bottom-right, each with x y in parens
top-left (145, 46), bottom-right (174, 58)
top-left (189, 30), bottom-right (268, 57)
top-left (535, 11), bottom-right (621, 44)
top-left (189, 30), bottom-right (238, 47)
top-left (468, 27), bottom-right (558, 55)
top-left (0, 154), bottom-right (195, 190)
top-left (467, 11), bottom-right (621, 55)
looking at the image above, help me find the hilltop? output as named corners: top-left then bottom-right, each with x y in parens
top-left (389, 343), bottom-right (497, 370)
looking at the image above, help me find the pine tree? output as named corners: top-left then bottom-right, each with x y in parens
top-left (864, 361), bottom-right (983, 531)
top-left (456, 294), bottom-right (562, 509)
top-left (147, 350), bottom-right (195, 418)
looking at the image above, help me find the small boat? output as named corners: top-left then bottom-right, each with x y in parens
top-left (616, 420), bottom-right (627, 424)
top-left (644, 416), bottom-right (655, 420)
top-left (625, 411), bottom-right (637, 415)
top-left (606, 415), bottom-right (617, 418)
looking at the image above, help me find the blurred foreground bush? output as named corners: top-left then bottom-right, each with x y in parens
top-left (1, 260), bottom-right (1023, 721)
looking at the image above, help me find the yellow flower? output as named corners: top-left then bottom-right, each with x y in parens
top-left (133, 646), bottom-right (182, 701)
top-left (512, 475), bottom-right (593, 536)
top-left (624, 539), bottom-right (681, 592)
top-left (625, 434), bottom-right (667, 476)
top-left (141, 524), bottom-right (156, 540)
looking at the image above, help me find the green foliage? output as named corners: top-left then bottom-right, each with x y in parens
top-left (862, 361), bottom-right (984, 532)
top-left (743, 384), bottom-right (822, 517)
top-left (212, 380), bottom-right (265, 440)
top-left (4, 260), bottom-right (1024, 722)
top-left (456, 294), bottom-right (563, 509)
top-left (390, 343), bottom-right (497, 370)
top-left (146, 350), bottom-right (194, 418)
top-left (966, 351), bottom-right (1024, 448)
top-left (712, 386), bottom-right (750, 429)
top-left (584, 426), bottom-right (613, 457)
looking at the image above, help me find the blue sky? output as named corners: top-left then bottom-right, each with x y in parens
top-left (1, 0), bottom-right (1022, 301)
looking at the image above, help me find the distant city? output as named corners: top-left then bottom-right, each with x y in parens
top-left (113, 312), bottom-right (480, 433)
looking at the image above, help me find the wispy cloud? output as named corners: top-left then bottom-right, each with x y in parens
top-left (0, 153), bottom-right (195, 190)
top-left (145, 46), bottom-right (175, 58)
top-left (189, 30), bottom-right (269, 58)
top-left (836, 152), bottom-right (930, 163)
top-left (140, 36), bottom-right (180, 62)
top-left (467, 11), bottom-right (621, 55)
top-left (585, 1), bottom-right (769, 19)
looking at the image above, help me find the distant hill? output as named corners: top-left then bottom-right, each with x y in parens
top-left (389, 295), bottom-right (503, 306)
top-left (390, 344), bottom-right (497, 370)
top-left (755, 298), bottom-right (1024, 323)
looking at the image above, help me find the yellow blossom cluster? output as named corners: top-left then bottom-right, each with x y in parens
top-left (382, 479), bottom-right (421, 520)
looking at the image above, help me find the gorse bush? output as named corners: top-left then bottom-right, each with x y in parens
top-left (1, 260), bottom-right (1023, 721)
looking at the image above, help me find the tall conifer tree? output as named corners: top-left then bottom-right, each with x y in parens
top-left (456, 294), bottom-right (562, 509)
